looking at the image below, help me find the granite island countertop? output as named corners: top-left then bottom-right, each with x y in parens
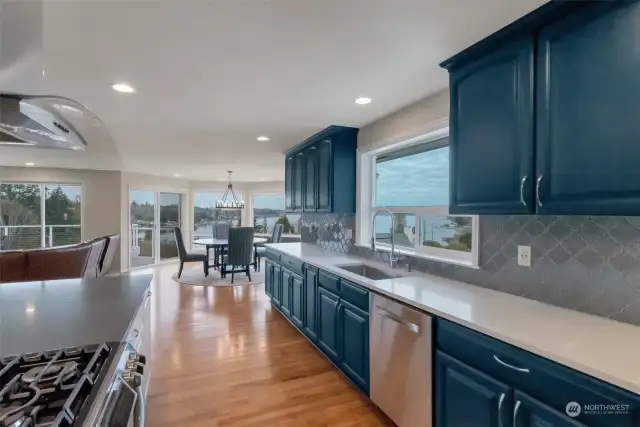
top-left (0, 274), bottom-right (152, 357)
top-left (266, 242), bottom-right (640, 395)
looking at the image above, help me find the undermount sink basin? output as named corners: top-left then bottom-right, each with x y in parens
top-left (336, 264), bottom-right (396, 281)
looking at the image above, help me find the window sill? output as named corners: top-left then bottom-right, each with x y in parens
top-left (354, 243), bottom-right (479, 269)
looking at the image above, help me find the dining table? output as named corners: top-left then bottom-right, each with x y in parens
top-left (193, 237), bottom-right (268, 273)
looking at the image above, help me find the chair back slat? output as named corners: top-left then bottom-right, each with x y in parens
top-left (227, 227), bottom-right (254, 266)
top-left (174, 227), bottom-right (188, 261)
top-left (272, 223), bottom-right (284, 243)
top-left (213, 221), bottom-right (231, 239)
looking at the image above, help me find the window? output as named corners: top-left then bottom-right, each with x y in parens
top-left (251, 194), bottom-right (300, 237)
top-left (0, 183), bottom-right (82, 250)
top-left (193, 191), bottom-right (244, 241)
top-left (361, 129), bottom-right (478, 266)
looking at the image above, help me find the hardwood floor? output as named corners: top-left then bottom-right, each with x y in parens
top-left (137, 262), bottom-right (392, 427)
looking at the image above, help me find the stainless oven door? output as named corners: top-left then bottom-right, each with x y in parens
top-left (96, 374), bottom-right (145, 427)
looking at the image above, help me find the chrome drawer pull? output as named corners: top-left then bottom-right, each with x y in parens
top-left (536, 175), bottom-right (544, 207)
top-left (498, 393), bottom-right (505, 427)
top-left (494, 355), bottom-right (530, 373)
top-left (513, 400), bottom-right (521, 427)
top-left (520, 175), bottom-right (527, 206)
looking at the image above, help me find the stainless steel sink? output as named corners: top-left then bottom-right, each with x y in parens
top-left (336, 264), bottom-right (396, 280)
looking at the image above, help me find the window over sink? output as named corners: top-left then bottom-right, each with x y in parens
top-left (358, 127), bottom-right (478, 267)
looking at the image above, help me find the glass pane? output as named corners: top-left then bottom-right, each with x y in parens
top-left (376, 145), bottom-right (449, 207)
top-left (252, 194), bottom-right (285, 234)
top-left (130, 190), bottom-right (155, 267)
top-left (374, 213), bottom-right (416, 249)
top-left (160, 193), bottom-right (181, 260)
top-left (45, 184), bottom-right (82, 247)
top-left (0, 184), bottom-right (42, 250)
top-left (193, 191), bottom-right (243, 237)
top-left (420, 216), bottom-right (473, 252)
top-left (282, 213), bottom-right (301, 235)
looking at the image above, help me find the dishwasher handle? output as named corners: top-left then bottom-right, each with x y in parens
top-left (376, 306), bottom-right (420, 333)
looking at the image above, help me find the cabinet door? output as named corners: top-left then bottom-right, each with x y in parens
top-left (280, 268), bottom-right (292, 317)
top-left (339, 300), bottom-right (369, 393)
top-left (272, 264), bottom-right (282, 307)
top-left (316, 139), bottom-right (332, 212)
top-left (317, 286), bottom-right (340, 361)
top-left (435, 351), bottom-right (512, 427)
top-left (514, 391), bottom-right (587, 427)
top-left (303, 267), bottom-right (318, 341)
top-left (264, 259), bottom-right (273, 298)
top-left (536, 2), bottom-right (640, 214)
top-left (293, 152), bottom-right (305, 211)
top-left (285, 155), bottom-right (294, 211)
top-left (449, 37), bottom-right (535, 214)
top-left (291, 273), bottom-right (304, 328)
top-left (304, 146), bottom-right (318, 212)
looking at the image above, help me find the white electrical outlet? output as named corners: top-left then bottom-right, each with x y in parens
top-left (518, 245), bottom-right (532, 267)
top-left (345, 229), bottom-right (353, 240)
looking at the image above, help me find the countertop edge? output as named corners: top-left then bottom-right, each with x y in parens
top-left (266, 244), bottom-right (640, 396)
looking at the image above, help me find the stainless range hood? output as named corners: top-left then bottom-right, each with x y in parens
top-left (0, 94), bottom-right (92, 151)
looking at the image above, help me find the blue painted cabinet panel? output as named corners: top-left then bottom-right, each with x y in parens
top-left (293, 152), bottom-right (305, 211)
top-left (303, 266), bottom-right (318, 341)
top-left (435, 351), bottom-right (512, 427)
top-left (338, 300), bottom-right (369, 393)
top-left (515, 391), bottom-right (586, 427)
top-left (303, 146), bottom-right (318, 211)
top-left (317, 286), bottom-right (340, 361)
top-left (290, 272), bottom-right (304, 328)
top-left (281, 267), bottom-right (292, 316)
top-left (316, 138), bottom-right (332, 212)
top-left (284, 155), bottom-right (294, 211)
top-left (264, 259), bottom-right (273, 298)
top-left (272, 264), bottom-right (282, 307)
top-left (536, 2), bottom-right (640, 215)
top-left (448, 36), bottom-right (535, 214)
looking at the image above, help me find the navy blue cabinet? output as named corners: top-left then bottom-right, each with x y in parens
top-left (535, 2), bottom-right (640, 215)
top-left (317, 286), bottom-right (340, 361)
top-left (436, 351), bottom-right (512, 427)
top-left (515, 391), bottom-right (586, 427)
top-left (448, 37), bottom-right (535, 214)
top-left (303, 266), bottom-right (318, 341)
top-left (264, 259), bottom-right (273, 298)
top-left (338, 300), bottom-right (369, 393)
top-left (290, 272), bottom-right (304, 329)
top-left (271, 264), bottom-right (281, 307)
top-left (285, 126), bottom-right (358, 214)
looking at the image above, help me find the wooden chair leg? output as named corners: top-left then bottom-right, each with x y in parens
top-left (178, 262), bottom-right (184, 278)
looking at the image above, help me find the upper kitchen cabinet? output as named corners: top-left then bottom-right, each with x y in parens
top-left (536, 2), bottom-right (640, 215)
top-left (441, 1), bottom-right (640, 215)
top-left (447, 37), bottom-right (535, 214)
top-left (285, 126), bottom-right (358, 214)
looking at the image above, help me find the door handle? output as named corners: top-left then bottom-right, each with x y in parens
top-left (513, 400), bottom-right (521, 427)
top-left (376, 307), bottom-right (419, 333)
top-left (536, 175), bottom-right (544, 207)
top-left (493, 355), bottom-right (530, 373)
top-left (498, 393), bottom-right (506, 427)
top-left (520, 176), bottom-right (527, 207)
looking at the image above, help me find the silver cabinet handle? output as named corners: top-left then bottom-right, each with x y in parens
top-left (494, 355), bottom-right (530, 373)
top-left (376, 307), bottom-right (419, 333)
top-left (536, 175), bottom-right (544, 207)
top-left (520, 175), bottom-right (527, 206)
top-left (513, 400), bottom-right (521, 427)
top-left (498, 393), bottom-right (505, 427)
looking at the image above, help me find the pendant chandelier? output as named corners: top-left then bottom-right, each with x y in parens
top-left (215, 171), bottom-right (244, 209)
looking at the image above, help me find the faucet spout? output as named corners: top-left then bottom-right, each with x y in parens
top-left (371, 209), bottom-right (398, 268)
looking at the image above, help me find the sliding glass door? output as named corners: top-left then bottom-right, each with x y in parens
top-left (129, 190), bottom-right (182, 268)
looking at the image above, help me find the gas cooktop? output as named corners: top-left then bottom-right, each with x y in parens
top-left (0, 344), bottom-right (117, 427)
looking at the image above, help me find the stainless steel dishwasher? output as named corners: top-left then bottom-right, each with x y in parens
top-left (370, 294), bottom-right (432, 427)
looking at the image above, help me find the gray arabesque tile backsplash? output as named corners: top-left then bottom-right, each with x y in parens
top-left (300, 213), bottom-right (640, 326)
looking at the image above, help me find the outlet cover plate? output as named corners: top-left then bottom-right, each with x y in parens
top-left (518, 245), bottom-right (531, 267)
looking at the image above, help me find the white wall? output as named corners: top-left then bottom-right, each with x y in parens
top-left (0, 166), bottom-right (123, 271)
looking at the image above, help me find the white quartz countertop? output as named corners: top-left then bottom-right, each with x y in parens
top-left (266, 243), bottom-right (640, 395)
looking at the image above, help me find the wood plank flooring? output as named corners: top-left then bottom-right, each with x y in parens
top-left (138, 262), bottom-right (392, 427)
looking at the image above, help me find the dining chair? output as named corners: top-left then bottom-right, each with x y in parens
top-left (221, 227), bottom-right (254, 283)
top-left (213, 221), bottom-right (231, 239)
top-left (174, 227), bottom-right (208, 278)
top-left (256, 223), bottom-right (283, 272)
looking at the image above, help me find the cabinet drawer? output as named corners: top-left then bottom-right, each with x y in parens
top-left (340, 280), bottom-right (369, 312)
top-left (265, 248), bottom-right (281, 263)
top-left (437, 319), bottom-right (640, 427)
top-left (318, 270), bottom-right (340, 294)
top-left (281, 254), bottom-right (304, 275)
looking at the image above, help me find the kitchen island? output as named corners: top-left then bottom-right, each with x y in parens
top-left (0, 274), bottom-right (152, 356)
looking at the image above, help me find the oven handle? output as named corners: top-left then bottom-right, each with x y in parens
top-left (119, 373), bottom-right (145, 427)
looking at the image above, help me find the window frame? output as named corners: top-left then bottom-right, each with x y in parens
top-left (251, 193), bottom-right (286, 235)
top-left (0, 181), bottom-right (84, 249)
top-left (357, 126), bottom-right (479, 268)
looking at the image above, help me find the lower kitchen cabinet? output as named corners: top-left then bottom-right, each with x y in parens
top-left (303, 266), bottom-right (318, 341)
top-left (317, 286), bottom-right (340, 361)
top-left (290, 272), bottom-right (304, 329)
top-left (264, 259), bottom-right (273, 298)
top-left (339, 300), bottom-right (369, 393)
top-left (281, 268), bottom-right (292, 317)
top-left (515, 391), bottom-right (586, 427)
top-left (272, 264), bottom-right (282, 307)
top-left (435, 350), bottom-right (512, 427)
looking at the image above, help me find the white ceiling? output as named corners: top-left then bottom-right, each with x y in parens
top-left (0, 0), bottom-right (547, 181)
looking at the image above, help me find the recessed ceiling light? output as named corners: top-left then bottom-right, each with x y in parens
top-left (25, 162), bottom-right (35, 166)
top-left (256, 136), bottom-right (270, 142)
top-left (259, 178), bottom-right (266, 181)
top-left (111, 83), bottom-right (135, 93)
top-left (355, 97), bottom-right (372, 105)
top-left (173, 173), bottom-right (181, 178)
